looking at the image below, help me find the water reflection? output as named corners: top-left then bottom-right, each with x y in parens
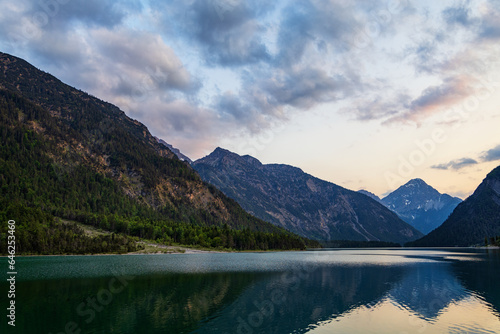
top-left (2, 249), bottom-right (499, 334)
top-left (388, 263), bottom-right (466, 319)
top-left (306, 250), bottom-right (500, 334)
top-left (195, 265), bottom-right (406, 333)
top-left (7, 272), bottom-right (261, 334)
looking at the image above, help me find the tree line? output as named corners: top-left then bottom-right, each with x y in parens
top-left (0, 88), bottom-right (318, 254)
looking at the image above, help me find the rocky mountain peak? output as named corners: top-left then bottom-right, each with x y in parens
top-left (408, 165), bottom-right (500, 246)
top-left (406, 178), bottom-right (427, 187)
top-left (193, 147), bottom-right (422, 244)
top-left (381, 178), bottom-right (462, 234)
top-left (199, 147), bottom-right (262, 168)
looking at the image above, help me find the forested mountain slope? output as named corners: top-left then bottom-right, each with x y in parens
top-left (0, 51), bottom-right (312, 253)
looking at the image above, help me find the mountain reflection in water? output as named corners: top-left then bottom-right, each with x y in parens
top-left (2, 249), bottom-right (499, 334)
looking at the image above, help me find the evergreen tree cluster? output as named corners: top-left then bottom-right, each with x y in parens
top-left (484, 236), bottom-right (500, 247)
top-left (0, 204), bottom-right (139, 255)
top-left (0, 53), bottom-right (318, 253)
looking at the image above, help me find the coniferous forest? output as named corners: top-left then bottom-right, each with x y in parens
top-left (0, 52), bottom-right (318, 254)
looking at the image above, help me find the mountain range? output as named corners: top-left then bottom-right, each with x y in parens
top-left (1, 50), bottom-right (498, 250)
top-left (377, 179), bottom-right (462, 234)
top-left (408, 165), bottom-right (500, 247)
top-left (0, 51), bottom-right (311, 253)
top-left (193, 148), bottom-right (423, 244)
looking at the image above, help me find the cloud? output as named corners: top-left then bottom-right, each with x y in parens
top-left (126, 96), bottom-right (233, 158)
top-left (442, 4), bottom-right (476, 27)
top-left (275, 1), bottom-right (357, 66)
top-left (260, 67), bottom-right (356, 109)
top-left (380, 2), bottom-right (500, 125)
top-left (91, 29), bottom-right (197, 93)
top-left (346, 93), bottom-right (410, 121)
top-left (216, 91), bottom-right (254, 121)
top-left (481, 144), bottom-right (500, 162)
top-left (153, 0), bottom-right (273, 67)
top-left (478, 2), bottom-right (500, 40)
top-left (19, 25), bottom-right (198, 106)
top-left (408, 77), bottom-right (468, 113)
top-left (440, 1), bottom-right (500, 43)
top-left (1, 0), bottom-right (499, 160)
top-left (385, 76), bottom-right (470, 124)
top-left (432, 144), bottom-right (500, 172)
top-left (0, 0), bottom-right (141, 45)
top-left (46, 0), bottom-right (142, 28)
top-left (431, 158), bottom-right (479, 170)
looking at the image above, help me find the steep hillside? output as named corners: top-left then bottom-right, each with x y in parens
top-left (381, 179), bottom-right (462, 234)
top-left (407, 166), bottom-right (500, 247)
top-left (0, 51), bottom-right (310, 252)
top-left (193, 148), bottom-right (423, 244)
top-left (156, 137), bottom-right (193, 163)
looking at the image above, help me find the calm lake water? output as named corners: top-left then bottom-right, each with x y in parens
top-left (2, 248), bottom-right (500, 334)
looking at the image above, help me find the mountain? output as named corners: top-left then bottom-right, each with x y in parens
top-left (381, 179), bottom-right (462, 234)
top-left (193, 148), bottom-right (423, 244)
top-left (357, 189), bottom-right (382, 203)
top-left (0, 51), bottom-right (311, 253)
top-left (156, 137), bottom-right (193, 164)
top-left (408, 166), bottom-right (500, 247)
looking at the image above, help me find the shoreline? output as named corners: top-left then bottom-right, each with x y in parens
top-left (3, 246), bottom-right (498, 257)
top-left (3, 247), bottom-right (227, 257)
top-left (2, 247), bottom-right (308, 257)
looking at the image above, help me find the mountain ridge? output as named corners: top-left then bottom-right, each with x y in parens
top-left (0, 51), bottom-right (312, 252)
top-left (193, 148), bottom-right (423, 244)
top-left (357, 189), bottom-right (382, 203)
top-left (156, 138), bottom-right (193, 163)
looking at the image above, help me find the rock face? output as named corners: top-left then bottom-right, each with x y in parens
top-left (156, 138), bottom-right (193, 163)
top-left (0, 51), bottom-right (290, 234)
top-left (408, 166), bottom-right (500, 247)
top-left (381, 179), bottom-right (462, 234)
top-left (193, 148), bottom-right (423, 243)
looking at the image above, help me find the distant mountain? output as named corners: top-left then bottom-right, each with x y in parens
top-left (193, 148), bottom-right (423, 244)
top-left (156, 137), bottom-right (192, 163)
top-left (357, 190), bottom-right (382, 203)
top-left (381, 179), bottom-right (462, 234)
top-left (0, 51), bottom-right (310, 253)
top-left (408, 166), bottom-right (500, 247)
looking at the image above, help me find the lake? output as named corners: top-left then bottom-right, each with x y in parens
top-left (2, 248), bottom-right (500, 333)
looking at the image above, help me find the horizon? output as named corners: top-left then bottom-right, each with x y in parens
top-left (1, 0), bottom-right (500, 198)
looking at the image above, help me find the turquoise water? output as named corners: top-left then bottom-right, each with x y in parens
top-left (1, 248), bottom-right (499, 333)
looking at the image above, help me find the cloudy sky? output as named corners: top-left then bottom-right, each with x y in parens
top-left (1, 0), bottom-right (500, 198)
